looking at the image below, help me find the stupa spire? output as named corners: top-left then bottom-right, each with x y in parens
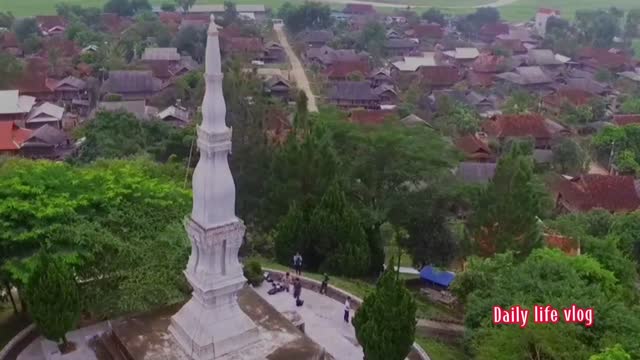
top-left (169, 16), bottom-right (260, 360)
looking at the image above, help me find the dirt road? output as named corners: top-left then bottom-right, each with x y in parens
top-left (274, 24), bottom-right (319, 113)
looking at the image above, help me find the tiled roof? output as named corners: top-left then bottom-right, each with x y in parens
top-left (483, 114), bottom-right (551, 139)
top-left (552, 174), bottom-right (640, 213)
top-left (410, 23), bottom-right (443, 39)
top-left (385, 38), bottom-right (418, 49)
top-left (325, 61), bottom-right (370, 79)
top-left (301, 30), bottom-right (333, 44)
top-left (472, 54), bottom-right (507, 73)
top-left (142, 47), bottom-right (181, 61)
top-left (349, 110), bottom-right (394, 125)
top-left (327, 81), bottom-right (378, 101)
top-left (544, 233), bottom-right (579, 256)
top-left (35, 15), bottom-right (66, 31)
top-left (225, 37), bottom-right (263, 52)
top-left (528, 49), bottom-right (562, 66)
top-left (577, 47), bottom-right (632, 70)
top-left (494, 38), bottom-right (527, 54)
top-left (468, 71), bottom-right (495, 87)
top-left (0, 32), bottom-right (19, 48)
top-left (544, 87), bottom-right (593, 108)
top-left (41, 37), bottom-right (78, 58)
top-left (455, 135), bottom-right (492, 160)
top-left (613, 114), bottom-right (640, 126)
top-left (0, 122), bottom-right (32, 151)
top-left (420, 66), bottom-right (462, 86)
top-left (25, 124), bottom-right (68, 145)
top-left (102, 71), bottom-right (158, 93)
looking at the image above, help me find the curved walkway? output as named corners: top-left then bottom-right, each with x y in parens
top-left (310, 0), bottom-right (520, 9)
top-left (273, 24), bottom-right (319, 113)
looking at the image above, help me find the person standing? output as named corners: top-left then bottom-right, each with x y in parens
top-left (319, 273), bottom-right (329, 295)
top-left (293, 277), bottom-right (302, 300)
top-left (293, 252), bottom-right (303, 275)
top-left (344, 297), bottom-right (351, 323)
top-left (283, 272), bottom-right (291, 293)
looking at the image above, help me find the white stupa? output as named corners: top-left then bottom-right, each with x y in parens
top-left (169, 15), bottom-right (261, 360)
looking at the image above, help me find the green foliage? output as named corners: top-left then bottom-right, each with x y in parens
top-left (118, 14), bottom-right (172, 61)
top-left (278, 2), bottom-right (333, 33)
top-left (469, 144), bottom-right (549, 257)
top-left (0, 51), bottom-right (22, 89)
top-left (243, 259), bottom-right (264, 287)
top-left (591, 344), bottom-right (631, 360)
top-left (75, 110), bottom-right (195, 164)
top-left (354, 270), bottom-right (416, 360)
top-left (625, 9), bottom-right (640, 38)
top-left (421, 8), bottom-right (446, 25)
top-left (175, 71), bottom-right (205, 108)
top-left (501, 90), bottom-right (538, 114)
top-left (620, 97), bottom-right (640, 114)
top-left (175, 0), bottom-right (196, 12)
top-left (13, 18), bottom-right (39, 43)
top-left (611, 212), bottom-right (640, 268)
top-left (543, 16), bottom-right (578, 56)
top-left (26, 252), bottom-right (80, 344)
top-left (103, 0), bottom-right (134, 16)
top-left (433, 98), bottom-right (480, 136)
top-left (552, 137), bottom-right (588, 174)
top-left (174, 26), bottom-right (207, 62)
top-left (593, 125), bottom-right (640, 174)
top-left (0, 11), bottom-right (14, 28)
top-left (455, 248), bottom-right (640, 359)
top-left (575, 9), bottom-right (620, 48)
top-left (0, 158), bottom-right (191, 317)
top-left (358, 22), bottom-right (386, 59)
top-left (161, 2), bottom-right (176, 11)
top-left (457, 7), bottom-right (500, 35)
top-left (561, 98), bottom-right (606, 124)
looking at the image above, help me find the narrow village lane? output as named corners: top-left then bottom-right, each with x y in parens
top-left (274, 24), bottom-right (319, 113)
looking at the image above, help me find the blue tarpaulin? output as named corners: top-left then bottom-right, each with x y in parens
top-left (419, 266), bottom-right (456, 288)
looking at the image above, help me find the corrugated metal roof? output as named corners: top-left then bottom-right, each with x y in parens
top-left (0, 90), bottom-right (36, 115)
top-left (392, 53), bottom-right (437, 72)
top-left (142, 47), bottom-right (181, 61)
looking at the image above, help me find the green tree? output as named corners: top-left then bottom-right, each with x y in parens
top-left (469, 144), bottom-right (549, 257)
top-left (625, 9), bottom-right (640, 38)
top-left (593, 124), bottom-right (640, 173)
top-left (354, 269), bottom-right (416, 360)
top-left (358, 21), bottom-right (386, 59)
top-left (103, 0), bottom-right (133, 16)
top-left (13, 18), bottom-right (39, 42)
top-left (0, 11), bottom-right (14, 28)
top-left (421, 8), bottom-right (446, 25)
top-left (161, 2), bottom-right (176, 11)
top-left (591, 345), bottom-right (631, 360)
top-left (26, 252), bottom-right (81, 348)
top-left (0, 51), bottom-right (22, 89)
top-left (176, 0), bottom-right (196, 13)
top-left (174, 25), bottom-right (207, 62)
top-left (552, 137), bottom-right (587, 174)
top-left (620, 98), bottom-right (640, 114)
top-left (278, 2), bottom-right (333, 33)
top-left (433, 97), bottom-right (480, 135)
top-left (501, 90), bottom-right (538, 114)
top-left (131, 0), bottom-right (152, 13)
top-left (221, 1), bottom-right (238, 26)
top-left (575, 9), bottom-right (620, 48)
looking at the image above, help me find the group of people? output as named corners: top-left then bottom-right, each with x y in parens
top-left (285, 252), bottom-right (352, 324)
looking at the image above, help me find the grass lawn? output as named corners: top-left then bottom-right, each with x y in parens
top-left (415, 336), bottom-right (467, 360)
top-left (4, 0), bottom-right (640, 20)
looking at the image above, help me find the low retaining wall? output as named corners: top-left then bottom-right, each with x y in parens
top-left (264, 268), bottom-right (431, 360)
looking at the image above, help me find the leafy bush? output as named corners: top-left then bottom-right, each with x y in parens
top-left (244, 259), bottom-right (264, 287)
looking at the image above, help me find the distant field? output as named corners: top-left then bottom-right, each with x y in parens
top-left (1, 0), bottom-right (639, 21)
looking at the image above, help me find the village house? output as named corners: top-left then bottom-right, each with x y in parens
top-left (478, 23), bottom-right (509, 42)
top-left (327, 81), bottom-right (380, 109)
top-left (140, 47), bottom-right (197, 81)
top-left (0, 32), bottom-right (22, 57)
top-left (421, 66), bottom-right (463, 89)
top-left (97, 100), bottom-right (158, 120)
top-left (400, 114), bottom-right (431, 127)
top-left (184, 4), bottom-right (267, 22)
top-left (262, 42), bottom-right (285, 63)
top-left (300, 30), bottom-right (333, 48)
top-left (101, 71), bottom-right (163, 101)
top-left (36, 15), bottom-right (67, 36)
top-left (48, 76), bottom-right (87, 104)
top-left (456, 162), bottom-right (497, 184)
top-left (20, 124), bottom-right (73, 159)
top-left (369, 68), bottom-right (393, 87)
top-left (391, 53), bottom-right (438, 73)
top-left (535, 8), bottom-right (560, 38)
top-left (305, 46), bottom-right (367, 68)
top-left (494, 38), bottom-right (528, 54)
top-left (542, 87), bottom-right (594, 114)
top-left (550, 174), bottom-right (640, 213)
top-left (0, 121), bottom-right (31, 155)
top-left (466, 91), bottom-right (500, 116)
top-left (406, 23), bottom-right (444, 40)
top-left (264, 75), bottom-right (291, 101)
top-left (495, 66), bottom-right (553, 92)
top-left (577, 48), bottom-right (635, 73)
top-left (455, 133), bottom-right (494, 162)
top-left (613, 114), bottom-right (640, 127)
top-left (443, 48), bottom-right (480, 66)
top-left (527, 49), bottom-right (564, 68)
top-left (482, 113), bottom-right (556, 149)
top-left (325, 61), bottom-right (370, 81)
top-left (385, 39), bottom-right (419, 57)
top-left (26, 102), bottom-right (65, 129)
top-left (468, 54), bottom-right (511, 87)
top-left (156, 105), bottom-right (191, 127)
top-left (0, 90), bottom-right (36, 122)
top-left (223, 37), bottom-right (264, 60)
top-left (373, 84), bottom-right (398, 105)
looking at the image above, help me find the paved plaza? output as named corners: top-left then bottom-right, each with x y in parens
top-left (255, 283), bottom-right (364, 360)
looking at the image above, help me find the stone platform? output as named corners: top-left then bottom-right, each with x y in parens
top-left (17, 288), bottom-right (331, 360)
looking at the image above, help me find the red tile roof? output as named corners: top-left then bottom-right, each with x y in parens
top-left (343, 3), bottom-right (376, 15)
top-left (472, 54), bottom-right (507, 73)
top-left (455, 135), bottom-right (492, 160)
top-left (483, 114), bottom-right (551, 139)
top-left (411, 24), bottom-right (444, 39)
top-left (41, 37), bottom-right (78, 58)
top-left (613, 114), bottom-right (640, 126)
top-left (420, 66), bottom-right (462, 86)
top-left (0, 32), bottom-right (19, 49)
top-left (494, 38), bottom-right (527, 54)
top-left (543, 88), bottom-right (593, 108)
top-left (0, 122), bottom-right (32, 151)
top-left (350, 110), bottom-right (395, 125)
top-left (325, 61), bottom-right (370, 79)
top-left (552, 174), bottom-right (640, 213)
top-left (577, 47), bottom-right (632, 70)
top-left (468, 71), bottom-right (495, 87)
